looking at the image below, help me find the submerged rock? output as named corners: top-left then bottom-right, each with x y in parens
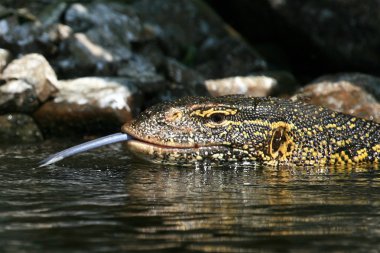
top-left (0, 114), bottom-right (43, 143)
top-left (33, 77), bottom-right (143, 136)
top-left (294, 73), bottom-right (380, 122)
top-left (0, 53), bottom-right (57, 113)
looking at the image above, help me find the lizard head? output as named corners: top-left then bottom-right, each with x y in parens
top-left (122, 95), bottom-right (295, 165)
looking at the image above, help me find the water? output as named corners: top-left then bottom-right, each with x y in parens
top-left (1, 141), bottom-right (380, 252)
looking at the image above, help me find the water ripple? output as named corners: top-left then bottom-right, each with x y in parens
top-left (0, 142), bottom-right (380, 252)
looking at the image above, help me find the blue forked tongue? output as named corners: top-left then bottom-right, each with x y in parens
top-left (39, 133), bottom-right (133, 167)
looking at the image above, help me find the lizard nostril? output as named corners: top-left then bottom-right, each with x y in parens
top-left (165, 109), bottom-right (183, 122)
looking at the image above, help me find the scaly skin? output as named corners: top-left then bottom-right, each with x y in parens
top-left (122, 95), bottom-right (380, 166)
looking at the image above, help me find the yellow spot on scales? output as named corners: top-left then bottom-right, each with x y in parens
top-left (372, 144), bottom-right (380, 153)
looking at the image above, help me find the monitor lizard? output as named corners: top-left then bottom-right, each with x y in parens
top-left (40, 95), bottom-right (380, 167)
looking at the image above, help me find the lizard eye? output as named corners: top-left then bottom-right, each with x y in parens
top-left (209, 113), bottom-right (226, 124)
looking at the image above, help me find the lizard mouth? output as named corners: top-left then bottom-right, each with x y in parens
top-left (122, 127), bottom-right (199, 149)
top-left (126, 139), bottom-right (231, 165)
top-left (122, 126), bottom-right (227, 165)
top-left (125, 139), bottom-right (205, 165)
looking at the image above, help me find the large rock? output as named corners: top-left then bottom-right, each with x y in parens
top-left (311, 73), bottom-right (380, 101)
top-left (164, 58), bottom-right (208, 96)
top-left (204, 71), bottom-right (297, 97)
top-left (195, 37), bottom-right (267, 79)
top-left (0, 114), bottom-right (43, 143)
top-left (132, 0), bottom-right (228, 58)
top-left (266, 0), bottom-right (380, 72)
top-left (133, 0), bottom-right (267, 79)
top-left (0, 3), bottom-right (64, 56)
top-left (55, 2), bottom-right (143, 77)
top-left (0, 80), bottom-right (39, 113)
top-left (117, 55), bottom-right (164, 84)
top-left (0, 48), bottom-right (10, 72)
top-left (33, 77), bottom-right (143, 136)
top-left (294, 73), bottom-right (380, 123)
top-left (0, 54), bottom-right (57, 113)
top-left (206, 0), bottom-right (380, 77)
top-left (1, 1), bottom-right (268, 85)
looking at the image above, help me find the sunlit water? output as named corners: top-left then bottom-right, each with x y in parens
top-left (1, 141), bottom-right (380, 252)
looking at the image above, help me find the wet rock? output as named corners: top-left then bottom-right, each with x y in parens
top-left (0, 53), bottom-right (57, 113)
top-left (33, 77), bottom-right (143, 136)
top-left (294, 73), bottom-right (380, 122)
top-left (205, 71), bottom-right (298, 97)
top-left (0, 48), bottom-right (11, 72)
top-left (0, 114), bottom-right (43, 143)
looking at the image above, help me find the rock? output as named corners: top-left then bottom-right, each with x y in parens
top-left (0, 114), bottom-right (43, 143)
top-left (133, 0), bottom-right (267, 78)
top-left (207, 0), bottom-right (380, 76)
top-left (196, 37), bottom-right (267, 79)
top-left (165, 58), bottom-right (207, 94)
top-left (294, 73), bottom-right (380, 122)
top-left (1, 54), bottom-right (58, 101)
top-left (266, 0), bottom-right (380, 72)
top-left (1, 0), bottom-right (268, 83)
top-left (33, 77), bottom-right (143, 136)
top-left (38, 2), bottom-right (68, 27)
top-left (132, 0), bottom-right (227, 58)
top-left (0, 54), bottom-right (57, 113)
top-left (0, 5), bottom-right (62, 56)
top-left (54, 2), bottom-right (143, 77)
top-left (205, 71), bottom-right (298, 97)
top-left (0, 80), bottom-right (39, 113)
top-left (117, 55), bottom-right (164, 84)
top-left (145, 59), bottom-right (208, 106)
top-left (311, 73), bottom-right (380, 101)
top-left (0, 48), bottom-right (11, 72)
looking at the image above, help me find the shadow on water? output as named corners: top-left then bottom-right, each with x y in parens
top-left (1, 141), bottom-right (380, 252)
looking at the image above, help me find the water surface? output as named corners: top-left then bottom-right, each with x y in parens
top-left (1, 141), bottom-right (380, 252)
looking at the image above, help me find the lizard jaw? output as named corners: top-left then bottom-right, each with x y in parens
top-left (126, 140), bottom-right (234, 165)
top-left (122, 123), bottom-right (241, 165)
top-left (126, 140), bottom-right (201, 165)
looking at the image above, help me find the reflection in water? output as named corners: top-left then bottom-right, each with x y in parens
top-left (0, 142), bottom-right (380, 252)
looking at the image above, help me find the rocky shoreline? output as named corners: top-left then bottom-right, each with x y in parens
top-left (1, 0), bottom-right (380, 143)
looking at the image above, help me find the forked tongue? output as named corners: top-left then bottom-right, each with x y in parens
top-left (39, 133), bottom-right (132, 167)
